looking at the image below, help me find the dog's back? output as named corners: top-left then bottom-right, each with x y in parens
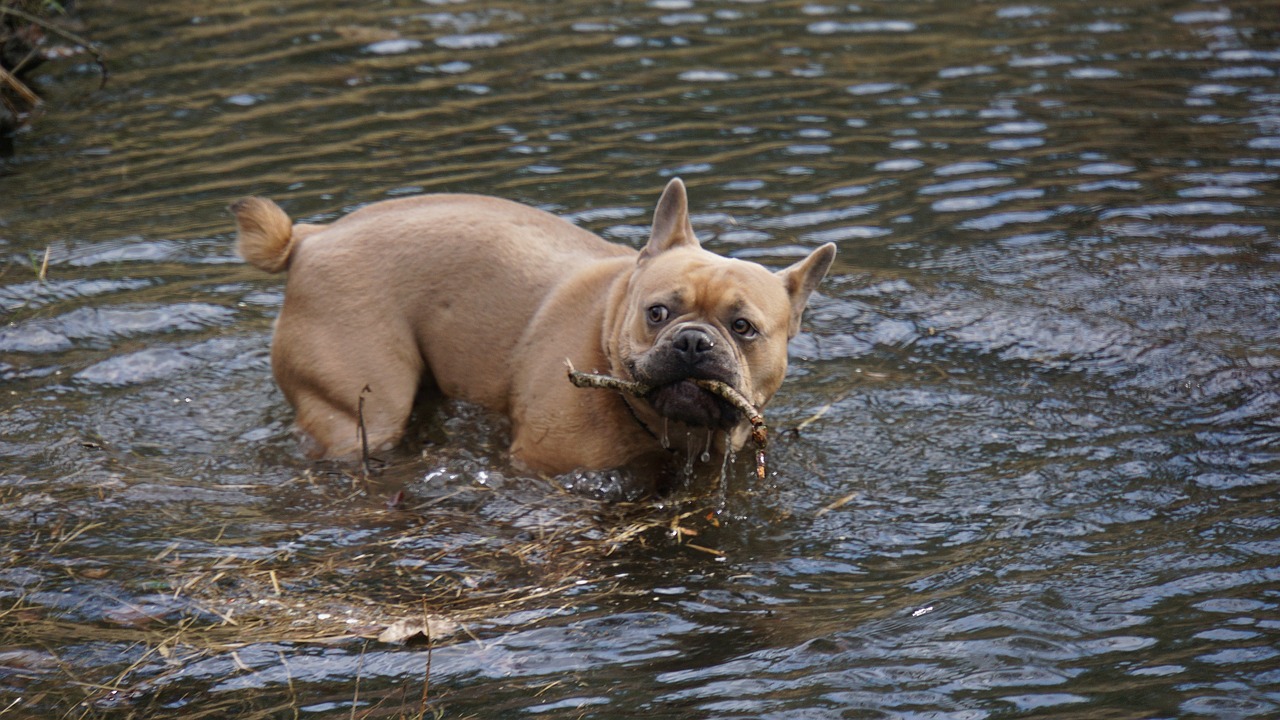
top-left (231, 193), bottom-right (635, 458)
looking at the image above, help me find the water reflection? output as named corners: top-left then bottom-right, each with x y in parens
top-left (1, 0), bottom-right (1278, 716)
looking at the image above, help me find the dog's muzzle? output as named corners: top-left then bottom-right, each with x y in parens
top-left (634, 324), bottom-right (742, 429)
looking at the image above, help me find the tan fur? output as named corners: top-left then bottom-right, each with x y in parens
top-left (232, 197), bottom-right (294, 273)
top-left (231, 179), bottom-right (835, 478)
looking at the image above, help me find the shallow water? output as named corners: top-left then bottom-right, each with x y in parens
top-left (2, 0), bottom-right (1278, 717)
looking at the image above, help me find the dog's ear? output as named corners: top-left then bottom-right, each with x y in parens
top-left (776, 243), bottom-right (837, 337)
top-left (640, 178), bottom-right (700, 260)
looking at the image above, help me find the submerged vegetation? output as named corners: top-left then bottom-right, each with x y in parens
top-left (0, 464), bottom-right (739, 716)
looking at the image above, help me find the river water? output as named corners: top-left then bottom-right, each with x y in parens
top-left (2, 0), bottom-right (1278, 717)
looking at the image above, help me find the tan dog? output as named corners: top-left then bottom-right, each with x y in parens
top-left (232, 179), bottom-right (834, 478)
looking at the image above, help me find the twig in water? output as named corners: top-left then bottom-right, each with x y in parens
top-left (420, 600), bottom-right (433, 715)
top-left (278, 650), bottom-right (298, 715)
top-left (357, 385), bottom-right (372, 477)
top-left (564, 360), bottom-right (769, 479)
top-left (815, 491), bottom-right (858, 517)
top-left (351, 641), bottom-right (366, 720)
top-left (0, 65), bottom-right (38, 106)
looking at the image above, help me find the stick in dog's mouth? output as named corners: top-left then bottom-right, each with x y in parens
top-left (564, 360), bottom-right (769, 480)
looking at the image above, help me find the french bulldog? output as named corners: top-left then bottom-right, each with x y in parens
top-left (232, 179), bottom-right (834, 479)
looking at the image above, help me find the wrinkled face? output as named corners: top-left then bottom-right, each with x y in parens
top-left (614, 247), bottom-right (793, 429)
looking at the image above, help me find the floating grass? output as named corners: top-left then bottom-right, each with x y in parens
top-left (0, 473), bottom-right (729, 715)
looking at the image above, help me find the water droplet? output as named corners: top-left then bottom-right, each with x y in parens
top-left (683, 436), bottom-right (697, 477)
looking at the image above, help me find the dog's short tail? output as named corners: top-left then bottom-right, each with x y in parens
top-left (231, 196), bottom-right (304, 274)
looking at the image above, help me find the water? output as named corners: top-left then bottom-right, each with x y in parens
top-left (2, 0), bottom-right (1278, 716)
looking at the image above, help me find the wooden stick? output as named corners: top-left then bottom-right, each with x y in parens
top-left (564, 360), bottom-right (769, 479)
top-left (0, 65), bottom-right (39, 107)
top-left (565, 360), bottom-right (652, 397)
top-left (357, 385), bottom-right (372, 477)
top-left (38, 246), bottom-right (50, 283)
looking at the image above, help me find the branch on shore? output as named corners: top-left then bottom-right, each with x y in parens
top-left (1, 1), bottom-right (106, 138)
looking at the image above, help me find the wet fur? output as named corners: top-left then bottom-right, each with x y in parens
top-left (232, 179), bottom-right (834, 477)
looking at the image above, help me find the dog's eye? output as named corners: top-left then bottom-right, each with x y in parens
top-left (647, 305), bottom-right (669, 324)
top-left (732, 318), bottom-right (758, 338)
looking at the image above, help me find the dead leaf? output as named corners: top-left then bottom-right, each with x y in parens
top-left (377, 616), bottom-right (460, 646)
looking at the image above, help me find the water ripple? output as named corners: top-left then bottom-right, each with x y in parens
top-left (0, 303), bottom-right (237, 354)
top-left (0, 0), bottom-right (1277, 715)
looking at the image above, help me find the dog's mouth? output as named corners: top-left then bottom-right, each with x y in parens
top-left (646, 379), bottom-right (740, 429)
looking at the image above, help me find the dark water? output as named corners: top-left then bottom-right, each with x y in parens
top-left (2, 0), bottom-right (1279, 716)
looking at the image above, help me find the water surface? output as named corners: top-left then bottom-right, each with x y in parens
top-left (1, 0), bottom-right (1278, 717)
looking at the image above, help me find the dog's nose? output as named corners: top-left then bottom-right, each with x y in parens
top-left (673, 327), bottom-right (715, 364)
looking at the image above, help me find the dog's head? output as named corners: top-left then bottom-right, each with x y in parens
top-left (608, 179), bottom-right (836, 431)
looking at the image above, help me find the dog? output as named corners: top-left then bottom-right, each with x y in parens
top-left (232, 179), bottom-right (835, 479)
